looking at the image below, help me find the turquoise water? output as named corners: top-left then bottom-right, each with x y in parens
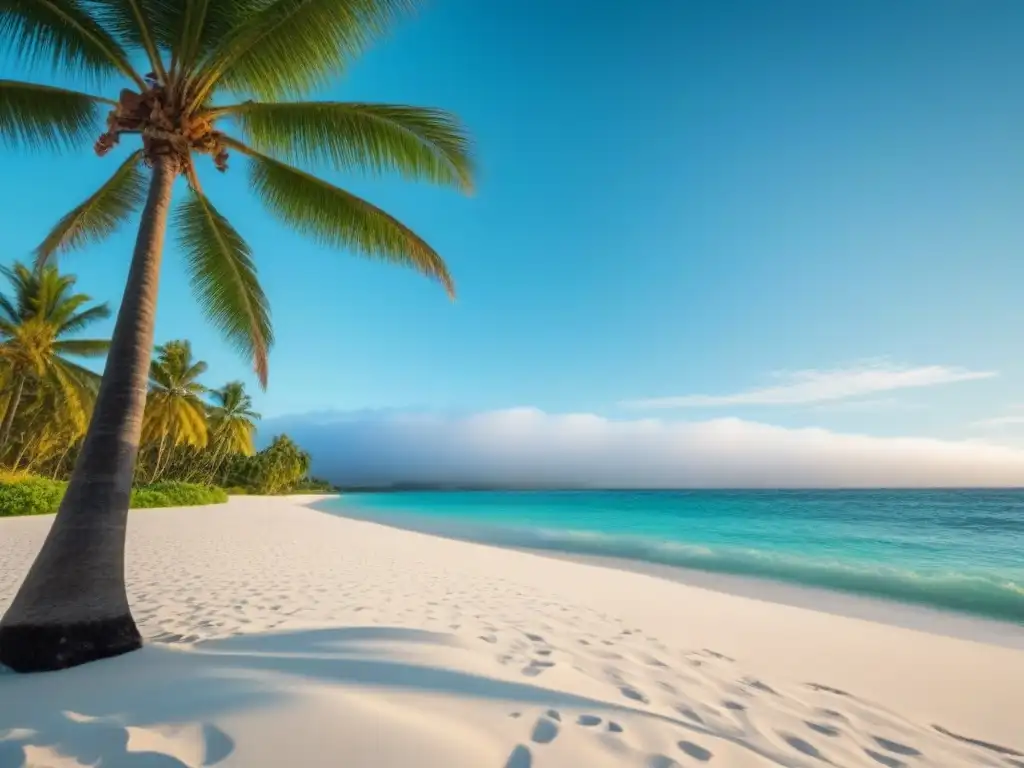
top-left (323, 490), bottom-right (1024, 624)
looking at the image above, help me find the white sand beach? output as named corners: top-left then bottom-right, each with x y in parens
top-left (1, 496), bottom-right (1022, 768)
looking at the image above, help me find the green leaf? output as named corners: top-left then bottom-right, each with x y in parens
top-left (0, 80), bottom-right (107, 152)
top-left (175, 188), bottom-right (274, 388)
top-left (95, 0), bottom-right (263, 77)
top-left (53, 338), bottom-right (110, 357)
top-left (34, 150), bottom-right (148, 265)
top-left (233, 140), bottom-right (455, 297)
top-left (55, 303), bottom-right (112, 335)
top-left (0, 0), bottom-right (144, 85)
top-left (227, 101), bottom-right (474, 192)
top-left (89, 0), bottom-right (168, 80)
top-left (49, 357), bottom-right (101, 427)
top-left (197, 0), bottom-right (415, 102)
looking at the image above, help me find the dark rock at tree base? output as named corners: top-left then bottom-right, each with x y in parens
top-left (0, 614), bottom-right (142, 673)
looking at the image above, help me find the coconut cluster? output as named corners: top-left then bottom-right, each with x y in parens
top-left (95, 76), bottom-right (229, 175)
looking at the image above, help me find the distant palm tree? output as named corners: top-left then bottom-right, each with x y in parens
top-left (208, 380), bottom-right (261, 459)
top-left (0, 262), bottom-right (110, 448)
top-left (0, 0), bottom-right (473, 671)
top-left (141, 340), bottom-right (209, 480)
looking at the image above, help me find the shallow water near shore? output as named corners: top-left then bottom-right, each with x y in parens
top-left (321, 489), bottom-right (1024, 624)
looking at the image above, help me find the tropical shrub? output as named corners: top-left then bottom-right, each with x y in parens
top-left (0, 477), bottom-right (67, 517)
top-left (0, 477), bottom-right (228, 517)
top-left (130, 482), bottom-right (228, 508)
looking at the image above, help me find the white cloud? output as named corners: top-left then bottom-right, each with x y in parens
top-left (264, 408), bottom-right (1024, 489)
top-left (807, 397), bottom-right (923, 413)
top-left (971, 415), bottom-right (1024, 429)
top-left (620, 361), bottom-right (995, 409)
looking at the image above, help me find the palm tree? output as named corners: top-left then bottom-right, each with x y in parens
top-left (0, 262), bottom-right (110, 450)
top-left (208, 380), bottom-right (260, 457)
top-left (141, 340), bottom-right (209, 480)
top-left (0, 0), bottom-right (473, 672)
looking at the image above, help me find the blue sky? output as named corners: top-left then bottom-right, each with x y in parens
top-left (5, 0), bottom-right (1024, 459)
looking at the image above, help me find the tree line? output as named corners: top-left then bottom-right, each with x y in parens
top-left (0, 261), bottom-right (328, 494)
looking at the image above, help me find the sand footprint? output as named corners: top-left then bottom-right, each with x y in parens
top-left (805, 721), bottom-right (841, 738)
top-left (872, 737), bottom-right (921, 757)
top-left (521, 659), bottom-right (555, 677)
top-left (864, 749), bottom-right (906, 768)
top-left (531, 712), bottom-right (560, 745)
top-left (779, 733), bottom-right (826, 761)
top-left (619, 685), bottom-right (649, 704)
top-left (503, 744), bottom-right (532, 768)
top-left (678, 740), bottom-right (713, 762)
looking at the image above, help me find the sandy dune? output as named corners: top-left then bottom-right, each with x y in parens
top-left (1, 496), bottom-right (1022, 767)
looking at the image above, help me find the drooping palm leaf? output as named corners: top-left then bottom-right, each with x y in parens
top-left (49, 356), bottom-right (102, 429)
top-left (193, 0), bottom-right (414, 104)
top-left (222, 101), bottom-right (474, 191)
top-left (0, 80), bottom-right (110, 152)
top-left (57, 304), bottom-right (112, 335)
top-left (0, 0), bottom-right (145, 86)
top-left (34, 149), bottom-right (148, 265)
top-left (175, 188), bottom-right (273, 387)
top-left (89, 0), bottom-right (167, 81)
top-left (0, 294), bottom-right (16, 324)
top-left (229, 139), bottom-right (455, 296)
top-left (53, 338), bottom-right (111, 357)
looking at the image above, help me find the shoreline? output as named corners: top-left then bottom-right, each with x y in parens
top-left (522, 549), bottom-right (1024, 651)
top-left (3, 496), bottom-right (1023, 766)
top-left (315, 499), bottom-right (1024, 649)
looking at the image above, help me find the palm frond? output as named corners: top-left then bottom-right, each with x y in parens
top-left (173, 0), bottom-right (213, 76)
top-left (90, 0), bottom-right (168, 81)
top-left (34, 149), bottom-right (147, 266)
top-left (57, 304), bottom-right (112, 335)
top-left (192, 0), bottom-right (414, 104)
top-left (0, 295), bottom-right (17, 324)
top-left (96, 0), bottom-right (262, 78)
top-left (53, 338), bottom-right (110, 357)
top-left (48, 292), bottom-right (91, 327)
top-left (0, 0), bottom-right (145, 86)
top-left (49, 357), bottom-right (101, 430)
top-left (228, 138), bottom-right (455, 297)
top-left (221, 101), bottom-right (474, 192)
top-left (182, 359), bottom-right (209, 384)
top-left (175, 188), bottom-right (273, 388)
top-left (0, 80), bottom-right (110, 152)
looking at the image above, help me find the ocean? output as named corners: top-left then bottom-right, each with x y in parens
top-left (321, 489), bottom-right (1024, 624)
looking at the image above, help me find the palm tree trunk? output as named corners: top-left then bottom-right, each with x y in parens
top-left (0, 157), bottom-right (177, 673)
top-left (150, 435), bottom-right (168, 483)
top-left (0, 374), bottom-right (25, 449)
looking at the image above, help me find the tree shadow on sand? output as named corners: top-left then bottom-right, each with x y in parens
top-left (1, 627), bottom-right (1019, 768)
top-left (0, 626), bottom-right (710, 767)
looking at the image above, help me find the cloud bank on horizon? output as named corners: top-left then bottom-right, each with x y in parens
top-left (621, 362), bottom-right (995, 409)
top-left (265, 407), bottom-right (1024, 489)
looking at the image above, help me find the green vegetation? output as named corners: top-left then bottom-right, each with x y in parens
top-left (0, 477), bottom-right (229, 518)
top-left (0, 263), bottom-right (109, 472)
top-left (1, 262), bottom-right (333, 497)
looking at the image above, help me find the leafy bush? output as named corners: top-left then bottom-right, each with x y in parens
top-left (224, 486), bottom-right (250, 495)
top-left (291, 476), bottom-right (337, 493)
top-left (129, 487), bottom-right (174, 508)
top-left (0, 477), bottom-right (227, 516)
top-left (130, 482), bottom-right (228, 508)
top-left (0, 476), bottom-right (66, 517)
top-left (221, 435), bottom-right (310, 494)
